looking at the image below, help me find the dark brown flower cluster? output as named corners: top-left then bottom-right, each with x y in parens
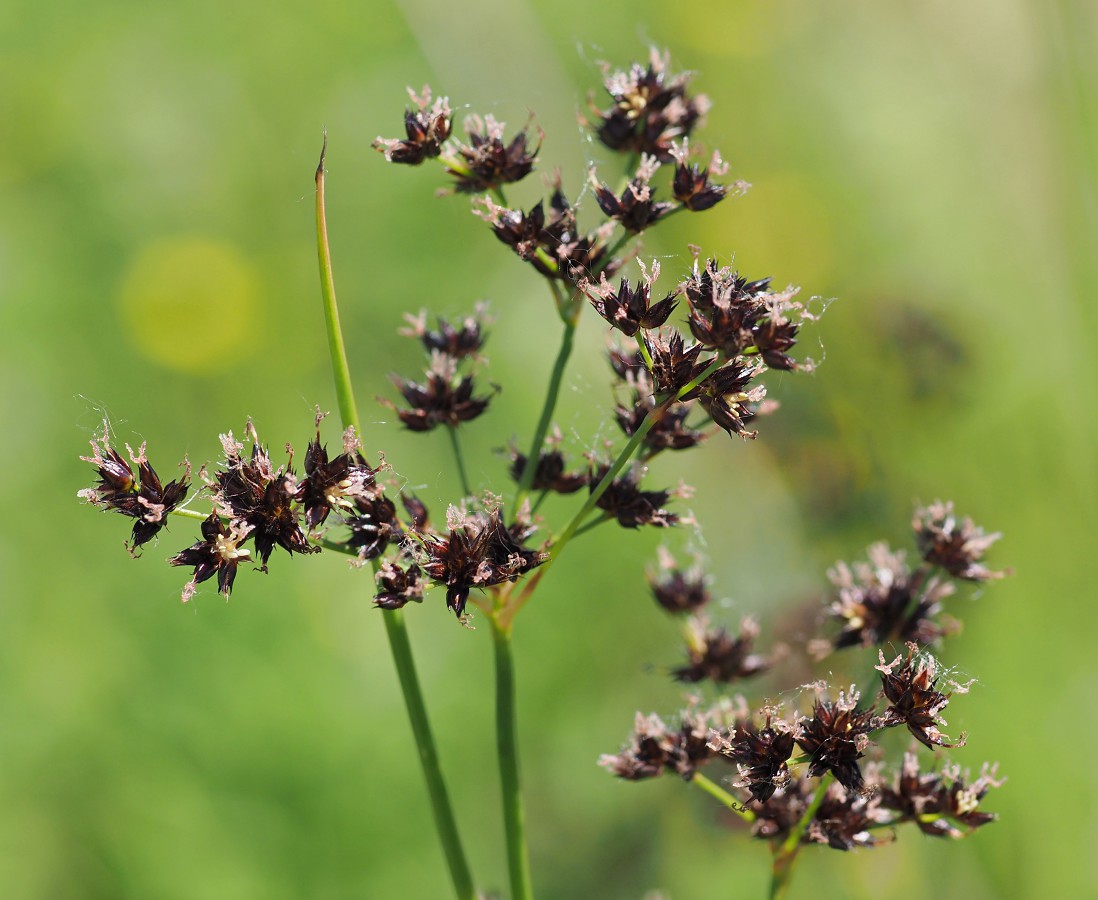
top-left (444, 114), bottom-right (541, 194)
top-left (682, 256), bottom-right (812, 371)
top-left (81, 411), bottom-right (555, 623)
top-left (589, 463), bottom-right (679, 529)
top-left (587, 48), bottom-right (710, 161)
top-left (878, 752), bottom-right (1002, 838)
top-left (913, 500), bottom-right (1004, 582)
top-left (673, 616), bottom-right (774, 685)
top-left (372, 87), bottom-right (452, 165)
top-left (381, 307), bottom-right (495, 434)
top-left (877, 644), bottom-right (969, 750)
top-left (648, 548), bottom-right (710, 614)
top-left (598, 707), bottom-right (719, 782)
top-left (604, 504), bottom-right (1005, 857)
top-left (477, 186), bottom-right (621, 284)
top-left (79, 421), bottom-right (190, 554)
top-left (590, 156), bottom-right (676, 234)
top-left (507, 435), bottom-right (587, 495)
top-left (418, 505), bottom-right (547, 619)
top-left (820, 502), bottom-right (1005, 654)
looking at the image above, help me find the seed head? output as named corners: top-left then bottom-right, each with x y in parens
top-left (582, 261), bottom-right (677, 337)
top-left (420, 507), bottom-right (547, 618)
top-left (79, 421), bottom-right (190, 554)
top-left (587, 49), bottom-right (710, 161)
top-left (169, 513), bottom-right (253, 602)
top-left (673, 616), bottom-right (773, 684)
top-left (590, 156), bottom-right (674, 233)
top-left (913, 501), bottom-right (1004, 582)
top-left (876, 644), bottom-right (968, 750)
top-left (444, 114), bottom-right (540, 193)
top-left (373, 86), bottom-right (452, 165)
top-left (794, 690), bottom-right (877, 793)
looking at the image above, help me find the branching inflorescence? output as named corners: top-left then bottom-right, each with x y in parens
top-left (79, 48), bottom-right (1005, 899)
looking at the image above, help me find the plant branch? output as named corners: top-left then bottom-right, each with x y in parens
top-left (446, 426), bottom-right (472, 497)
top-left (316, 137), bottom-right (475, 900)
top-left (491, 618), bottom-right (534, 900)
top-left (691, 772), bottom-right (755, 823)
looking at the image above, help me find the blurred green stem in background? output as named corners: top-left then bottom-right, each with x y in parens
top-left (316, 136), bottom-right (476, 900)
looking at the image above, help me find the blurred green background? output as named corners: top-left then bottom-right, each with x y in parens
top-left (2, 0), bottom-right (1096, 897)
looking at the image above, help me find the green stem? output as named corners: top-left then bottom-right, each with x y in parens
top-left (446, 426), bottom-right (472, 497)
top-left (571, 513), bottom-right (611, 539)
top-left (316, 138), bottom-right (475, 900)
top-left (491, 619), bottom-right (534, 900)
top-left (550, 356), bottom-right (725, 563)
top-left (691, 772), bottom-right (755, 823)
top-left (385, 608), bottom-right (477, 900)
top-left (512, 316), bottom-right (576, 510)
top-left (770, 772), bottom-right (833, 900)
top-left (315, 134), bottom-right (360, 437)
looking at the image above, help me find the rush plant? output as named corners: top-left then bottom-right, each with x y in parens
top-left (79, 50), bottom-right (1005, 899)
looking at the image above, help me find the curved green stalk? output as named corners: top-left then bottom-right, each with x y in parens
top-left (491, 619), bottom-right (534, 900)
top-left (315, 133), bottom-right (361, 437)
top-left (691, 772), bottom-right (755, 823)
top-left (316, 137), bottom-right (475, 900)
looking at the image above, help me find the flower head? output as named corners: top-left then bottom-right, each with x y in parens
top-left (825, 542), bottom-right (958, 651)
top-left (587, 49), bottom-right (710, 161)
top-left (583, 261), bottom-right (677, 336)
top-left (913, 501), bottom-right (1004, 582)
top-left (709, 715), bottom-right (795, 803)
top-left (445, 115), bottom-right (540, 193)
top-left (794, 690), bottom-right (877, 793)
top-left (673, 616), bottom-right (773, 684)
top-left (878, 752), bottom-right (1001, 838)
top-left (373, 86), bottom-right (452, 165)
top-left (79, 421), bottom-right (190, 554)
top-left (374, 560), bottom-right (426, 610)
top-left (297, 417), bottom-right (380, 530)
top-left (169, 513), bottom-right (252, 602)
top-left (212, 423), bottom-right (317, 570)
top-left (670, 141), bottom-right (731, 212)
top-left (876, 644), bottom-right (968, 750)
top-left (648, 548), bottom-right (710, 614)
top-left (382, 353), bottom-right (494, 432)
top-left (590, 156), bottom-right (674, 233)
top-left (421, 507), bottom-right (547, 618)
top-left (401, 307), bottom-right (489, 360)
top-left (590, 463), bottom-right (678, 528)
top-left (600, 707), bottom-right (715, 782)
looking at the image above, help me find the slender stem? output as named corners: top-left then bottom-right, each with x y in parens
top-left (543, 355), bottom-right (727, 577)
top-left (550, 415), bottom-right (654, 562)
top-left (315, 134), bottom-right (361, 437)
top-left (385, 608), bottom-right (477, 900)
top-left (770, 772), bottom-right (833, 900)
top-left (571, 513), bottom-right (611, 539)
top-left (315, 138), bottom-right (475, 900)
top-left (512, 316), bottom-right (576, 509)
top-left (691, 772), bottom-right (755, 823)
top-left (491, 619), bottom-right (534, 900)
top-left (446, 426), bottom-right (472, 497)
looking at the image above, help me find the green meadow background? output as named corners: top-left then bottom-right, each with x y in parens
top-left (2, 0), bottom-right (1095, 897)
